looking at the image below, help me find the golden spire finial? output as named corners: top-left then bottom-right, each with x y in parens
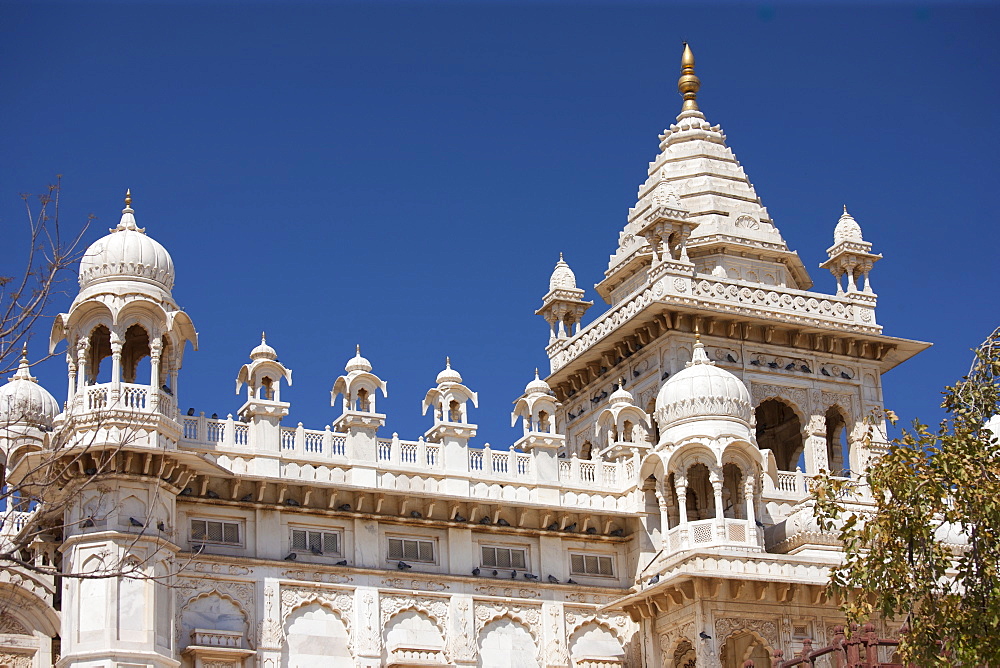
top-left (124, 188), bottom-right (132, 208)
top-left (356, 344), bottom-right (361, 354)
top-left (678, 42), bottom-right (701, 113)
top-left (446, 356), bottom-right (451, 368)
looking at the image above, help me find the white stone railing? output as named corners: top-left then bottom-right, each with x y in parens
top-left (378, 436), bottom-right (441, 469)
top-left (76, 382), bottom-right (176, 420)
top-left (468, 445), bottom-right (531, 478)
top-left (558, 456), bottom-right (629, 489)
top-left (0, 509), bottom-right (33, 537)
top-left (548, 272), bottom-right (879, 371)
top-left (190, 628), bottom-right (243, 648)
top-left (386, 645), bottom-right (446, 666)
top-left (664, 518), bottom-right (758, 553)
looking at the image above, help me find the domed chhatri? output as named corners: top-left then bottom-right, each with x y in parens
top-left (78, 190), bottom-right (175, 291)
top-left (523, 368), bottom-right (551, 396)
top-left (0, 346), bottom-right (60, 429)
top-left (548, 253), bottom-right (578, 292)
top-left (435, 357), bottom-right (463, 385)
top-left (654, 339), bottom-right (752, 431)
top-left (249, 332), bottom-right (278, 361)
top-left (833, 205), bottom-right (864, 244)
top-left (345, 344), bottom-right (373, 374)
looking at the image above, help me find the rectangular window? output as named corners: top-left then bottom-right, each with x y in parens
top-left (387, 537), bottom-right (435, 563)
top-left (480, 545), bottom-right (527, 569)
top-left (290, 528), bottom-right (341, 556)
top-left (570, 553), bottom-right (614, 577)
top-left (190, 518), bottom-right (241, 545)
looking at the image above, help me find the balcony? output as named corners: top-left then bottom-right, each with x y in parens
top-left (663, 518), bottom-right (760, 554)
top-left (74, 382), bottom-right (177, 421)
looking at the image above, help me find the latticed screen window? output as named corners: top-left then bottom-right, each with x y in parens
top-left (570, 553), bottom-right (614, 577)
top-left (190, 519), bottom-right (240, 545)
top-left (291, 529), bottom-right (340, 555)
top-left (481, 546), bottom-right (527, 569)
top-left (387, 537), bottom-right (435, 563)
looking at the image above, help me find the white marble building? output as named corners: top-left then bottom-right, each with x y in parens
top-left (0, 45), bottom-right (928, 668)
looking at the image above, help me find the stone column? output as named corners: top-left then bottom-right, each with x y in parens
top-left (76, 338), bottom-right (89, 393)
top-left (448, 595), bottom-right (477, 665)
top-left (803, 414), bottom-right (828, 475)
top-left (66, 352), bottom-right (77, 406)
top-left (353, 587), bottom-right (381, 667)
top-left (150, 339), bottom-right (162, 411)
top-left (110, 330), bottom-right (122, 402)
top-left (744, 475), bottom-right (758, 546)
top-left (710, 467), bottom-right (725, 539)
top-left (674, 473), bottom-right (688, 524)
top-left (542, 601), bottom-right (570, 667)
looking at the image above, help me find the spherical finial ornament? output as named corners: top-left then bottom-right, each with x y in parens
top-left (678, 42), bottom-right (701, 113)
top-left (124, 188), bottom-right (132, 207)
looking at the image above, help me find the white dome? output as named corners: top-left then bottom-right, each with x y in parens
top-left (833, 206), bottom-right (864, 244)
top-left (78, 195), bottom-right (175, 291)
top-left (250, 333), bottom-right (278, 361)
top-left (524, 369), bottom-right (550, 396)
top-left (436, 357), bottom-right (463, 385)
top-left (345, 345), bottom-right (372, 373)
top-left (549, 253), bottom-right (577, 291)
top-left (608, 382), bottom-right (634, 406)
top-left (0, 349), bottom-right (60, 429)
top-left (654, 341), bottom-right (751, 429)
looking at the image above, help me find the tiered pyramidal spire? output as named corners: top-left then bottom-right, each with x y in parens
top-left (598, 43), bottom-right (812, 303)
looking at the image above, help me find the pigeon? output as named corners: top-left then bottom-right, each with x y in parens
top-left (240, 493), bottom-right (254, 502)
top-left (567, 579), bottom-right (578, 585)
top-left (157, 521), bottom-right (166, 532)
top-left (492, 570), bottom-right (499, 576)
top-left (84, 467), bottom-right (98, 476)
top-left (648, 574), bottom-right (660, 585)
top-left (564, 523), bottom-right (577, 532)
top-left (472, 567), bottom-right (481, 576)
top-left (205, 490), bottom-right (220, 499)
top-left (129, 517), bottom-right (144, 528)
top-left (335, 560), bottom-right (348, 566)
top-left (179, 487), bottom-right (193, 496)
top-left (285, 498), bottom-right (300, 507)
top-left (726, 354), bottom-right (738, 363)
top-left (547, 575), bottom-right (559, 583)
top-left (699, 632), bottom-right (712, 640)
top-left (749, 359), bottom-right (761, 366)
top-left (523, 573), bottom-right (539, 580)
top-left (80, 518), bottom-right (95, 528)
top-left (755, 520), bottom-right (766, 528)
top-left (609, 528), bottom-right (624, 537)
top-left (337, 504), bottom-right (352, 512)
top-left (187, 408), bottom-right (195, 416)
top-left (557, 453), bottom-right (567, 459)
top-left (284, 553), bottom-right (297, 561)
top-left (821, 368), bottom-right (831, 376)
top-left (546, 522), bottom-right (560, 531)
top-left (785, 362), bottom-right (796, 370)
top-left (193, 543), bottom-right (206, 554)
top-left (510, 570), bottom-right (517, 579)
top-left (410, 510), bottom-right (423, 518)
top-left (800, 364), bottom-right (811, 373)
top-left (454, 514), bottom-right (467, 522)
top-left (310, 546), bottom-right (323, 556)
top-left (397, 561), bottom-right (412, 570)
top-left (767, 362), bottom-right (779, 369)
top-left (841, 371), bottom-right (851, 379)
top-left (496, 518), bottom-right (510, 526)
top-left (585, 527), bottom-right (597, 534)
top-left (479, 516), bottom-right (492, 525)
top-left (661, 371), bottom-right (670, 380)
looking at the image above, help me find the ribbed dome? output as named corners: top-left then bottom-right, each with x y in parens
top-left (549, 253), bottom-right (577, 291)
top-left (345, 345), bottom-right (372, 373)
top-left (655, 341), bottom-right (751, 429)
top-left (0, 349), bottom-right (60, 429)
top-left (436, 357), bottom-right (463, 385)
top-left (833, 206), bottom-right (864, 244)
top-left (78, 195), bottom-right (175, 291)
top-left (250, 333), bottom-right (277, 361)
top-left (608, 383), bottom-right (634, 406)
top-left (524, 369), bottom-right (550, 396)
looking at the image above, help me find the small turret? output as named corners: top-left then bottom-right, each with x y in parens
top-left (820, 206), bottom-right (882, 296)
top-left (535, 254), bottom-right (592, 343)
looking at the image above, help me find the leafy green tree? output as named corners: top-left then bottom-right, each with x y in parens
top-left (813, 329), bottom-right (1000, 666)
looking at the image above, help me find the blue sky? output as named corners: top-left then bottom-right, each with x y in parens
top-left (2, 2), bottom-right (998, 444)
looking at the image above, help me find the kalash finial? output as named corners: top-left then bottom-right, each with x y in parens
top-left (678, 42), bottom-right (701, 114)
top-left (124, 188), bottom-right (132, 208)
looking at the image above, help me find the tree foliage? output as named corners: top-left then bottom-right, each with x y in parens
top-left (814, 329), bottom-right (1000, 667)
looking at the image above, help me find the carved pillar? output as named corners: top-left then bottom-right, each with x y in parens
top-left (76, 338), bottom-right (89, 396)
top-left (149, 339), bottom-right (162, 411)
top-left (353, 587), bottom-right (381, 666)
top-left (66, 352), bottom-right (77, 406)
top-left (110, 331), bottom-right (123, 402)
top-left (744, 475), bottom-right (758, 545)
top-left (710, 467), bottom-right (725, 538)
top-left (803, 414), bottom-right (828, 475)
top-left (257, 580), bottom-right (283, 667)
top-left (447, 595), bottom-right (477, 665)
top-left (675, 474), bottom-right (688, 524)
top-left (542, 601), bottom-right (569, 667)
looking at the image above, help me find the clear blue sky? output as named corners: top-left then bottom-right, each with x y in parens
top-left (2, 2), bottom-right (998, 444)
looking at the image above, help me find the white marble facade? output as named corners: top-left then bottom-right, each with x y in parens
top-left (0, 45), bottom-right (928, 668)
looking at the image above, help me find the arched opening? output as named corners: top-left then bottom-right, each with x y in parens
top-left (685, 463), bottom-right (714, 521)
top-left (646, 397), bottom-right (660, 445)
top-left (355, 387), bottom-right (370, 412)
top-left (672, 639), bottom-right (696, 668)
top-left (825, 406), bottom-right (850, 476)
top-left (449, 400), bottom-right (462, 423)
top-left (622, 420), bottom-right (634, 442)
top-left (664, 472), bottom-right (679, 529)
top-left (722, 463), bottom-right (744, 519)
top-left (478, 617), bottom-right (538, 668)
top-left (283, 603), bottom-right (351, 666)
top-left (569, 622), bottom-right (624, 665)
top-left (121, 324), bottom-right (151, 384)
top-left (87, 325), bottom-right (112, 384)
top-left (158, 336), bottom-right (173, 394)
top-left (537, 410), bottom-right (550, 433)
top-left (720, 631), bottom-right (771, 668)
top-left (755, 399), bottom-right (804, 471)
top-left (383, 610), bottom-right (445, 663)
top-left (580, 441), bottom-right (593, 460)
top-left (259, 376), bottom-right (274, 401)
